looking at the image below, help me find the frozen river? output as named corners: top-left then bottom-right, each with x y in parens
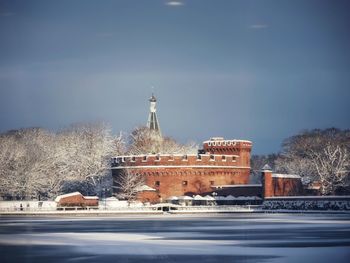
top-left (1, 213), bottom-right (350, 263)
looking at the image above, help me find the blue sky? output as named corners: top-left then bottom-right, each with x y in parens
top-left (0, 0), bottom-right (349, 154)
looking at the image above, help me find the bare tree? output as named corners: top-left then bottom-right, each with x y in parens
top-left (127, 126), bottom-right (198, 155)
top-left (275, 155), bottom-right (317, 185)
top-left (0, 123), bottom-right (122, 200)
top-left (275, 128), bottom-right (350, 195)
top-left (0, 128), bottom-right (57, 199)
top-left (127, 126), bottom-right (163, 154)
top-left (54, 122), bottom-right (121, 196)
top-left (310, 144), bottom-right (349, 195)
top-left (113, 170), bottom-right (145, 202)
top-left (250, 154), bottom-right (278, 183)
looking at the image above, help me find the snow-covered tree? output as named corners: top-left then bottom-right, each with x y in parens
top-left (113, 170), bottom-right (145, 202)
top-left (310, 144), bottom-right (349, 195)
top-left (0, 123), bottom-right (123, 200)
top-left (0, 128), bottom-right (56, 199)
top-left (55, 123), bottom-right (117, 196)
top-left (275, 128), bottom-right (350, 195)
top-left (127, 126), bottom-right (198, 155)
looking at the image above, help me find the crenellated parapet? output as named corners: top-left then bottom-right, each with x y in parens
top-left (112, 153), bottom-right (245, 168)
top-left (203, 137), bottom-right (252, 155)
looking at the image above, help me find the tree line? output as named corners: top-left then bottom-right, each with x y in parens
top-left (251, 128), bottom-right (350, 195)
top-left (0, 124), bottom-right (197, 200)
top-left (1, 125), bottom-right (348, 199)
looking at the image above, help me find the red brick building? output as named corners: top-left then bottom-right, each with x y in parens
top-left (54, 192), bottom-right (99, 207)
top-left (112, 137), bottom-right (252, 203)
top-left (111, 94), bottom-right (304, 203)
top-left (261, 167), bottom-right (303, 197)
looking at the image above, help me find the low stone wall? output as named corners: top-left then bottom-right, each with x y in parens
top-left (263, 196), bottom-right (350, 211)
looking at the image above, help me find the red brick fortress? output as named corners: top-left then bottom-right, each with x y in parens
top-left (112, 137), bottom-right (252, 203)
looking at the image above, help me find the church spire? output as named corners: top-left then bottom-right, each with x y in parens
top-left (147, 93), bottom-right (161, 136)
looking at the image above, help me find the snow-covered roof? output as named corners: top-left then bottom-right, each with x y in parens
top-left (212, 184), bottom-right (262, 188)
top-left (261, 164), bottom-right (272, 171)
top-left (84, 196), bottom-right (99, 200)
top-left (105, 197), bottom-right (118, 201)
top-left (54, 192), bottom-right (82, 202)
top-left (151, 203), bottom-right (181, 208)
top-left (214, 196), bottom-right (226, 200)
top-left (113, 153), bottom-right (240, 159)
top-left (135, 185), bottom-right (156, 192)
top-left (177, 196), bottom-right (193, 200)
top-left (167, 196), bottom-right (179, 201)
top-left (214, 195), bottom-right (262, 200)
top-left (204, 195), bottom-right (215, 201)
top-left (203, 139), bottom-right (252, 144)
top-left (193, 195), bottom-right (206, 201)
top-left (272, 173), bottom-right (301, 179)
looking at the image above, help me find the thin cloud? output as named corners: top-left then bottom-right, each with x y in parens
top-left (250, 24), bottom-right (269, 29)
top-left (166, 1), bottom-right (184, 6)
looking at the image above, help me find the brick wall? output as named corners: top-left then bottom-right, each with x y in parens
top-left (56, 193), bottom-right (99, 207)
top-left (112, 139), bottom-right (252, 202)
top-left (262, 171), bottom-right (303, 198)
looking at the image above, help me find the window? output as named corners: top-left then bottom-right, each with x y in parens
top-left (182, 181), bottom-right (188, 186)
top-left (197, 154), bottom-right (202, 161)
top-left (155, 155), bottom-right (160, 161)
top-left (155, 181), bottom-right (160, 187)
top-left (182, 154), bottom-right (188, 161)
top-left (232, 157), bottom-right (236, 162)
top-left (210, 181), bottom-right (215, 186)
top-left (131, 156), bottom-right (136, 162)
top-left (168, 155), bottom-right (174, 161)
top-left (142, 156), bottom-right (147, 162)
top-left (222, 155), bottom-right (226, 161)
top-left (210, 155), bottom-right (215, 161)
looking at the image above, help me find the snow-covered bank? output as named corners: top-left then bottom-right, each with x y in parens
top-left (263, 196), bottom-right (350, 211)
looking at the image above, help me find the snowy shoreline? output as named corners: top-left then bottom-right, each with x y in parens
top-left (1, 209), bottom-right (350, 216)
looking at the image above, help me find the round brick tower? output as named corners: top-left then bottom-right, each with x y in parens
top-left (112, 137), bottom-right (253, 203)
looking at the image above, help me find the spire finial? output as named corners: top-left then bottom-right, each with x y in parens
top-left (149, 87), bottom-right (157, 102)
